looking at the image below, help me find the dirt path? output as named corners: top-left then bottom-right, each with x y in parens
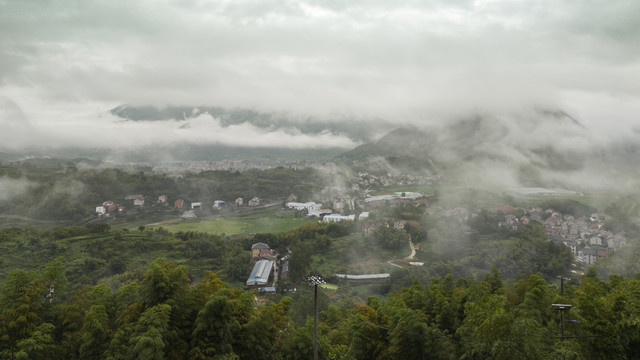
top-left (387, 238), bottom-right (416, 268)
top-left (404, 240), bottom-right (416, 260)
top-left (386, 260), bottom-right (403, 268)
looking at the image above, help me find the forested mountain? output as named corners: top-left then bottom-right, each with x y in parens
top-left (110, 104), bottom-right (394, 144)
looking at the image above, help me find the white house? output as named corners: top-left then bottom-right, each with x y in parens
top-left (286, 202), bottom-right (322, 212)
top-left (248, 197), bottom-right (260, 207)
top-left (191, 202), bottom-right (202, 210)
top-left (323, 214), bottom-right (355, 223)
top-left (213, 200), bottom-right (226, 208)
top-left (96, 206), bottom-right (106, 216)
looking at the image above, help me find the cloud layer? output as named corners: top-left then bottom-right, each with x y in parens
top-left (1, 0), bottom-right (639, 149)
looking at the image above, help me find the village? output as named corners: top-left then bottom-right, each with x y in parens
top-left (426, 204), bottom-right (628, 266)
top-left (94, 183), bottom-right (628, 294)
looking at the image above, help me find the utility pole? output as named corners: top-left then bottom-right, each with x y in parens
top-left (557, 275), bottom-right (570, 297)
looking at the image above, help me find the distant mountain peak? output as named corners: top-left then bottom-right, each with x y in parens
top-left (109, 104), bottom-right (395, 143)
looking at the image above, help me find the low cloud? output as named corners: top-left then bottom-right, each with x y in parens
top-left (1, 0), bottom-right (639, 154)
top-left (0, 177), bottom-right (33, 201)
top-left (0, 107), bottom-right (358, 151)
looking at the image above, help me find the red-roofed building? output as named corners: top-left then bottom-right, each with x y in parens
top-left (497, 206), bottom-right (515, 214)
top-left (175, 199), bottom-right (184, 209)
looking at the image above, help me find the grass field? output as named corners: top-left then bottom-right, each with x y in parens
top-left (319, 283), bottom-right (338, 290)
top-left (148, 206), bottom-right (313, 235)
top-left (310, 234), bottom-right (411, 277)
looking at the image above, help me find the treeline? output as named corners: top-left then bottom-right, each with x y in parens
top-left (0, 225), bottom-right (251, 289)
top-left (0, 221), bottom-right (359, 289)
top-left (1, 258), bottom-right (639, 359)
top-left (0, 164), bottom-right (322, 222)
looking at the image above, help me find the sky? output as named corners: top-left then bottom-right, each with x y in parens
top-left (1, 0), bottom-right (639, 150)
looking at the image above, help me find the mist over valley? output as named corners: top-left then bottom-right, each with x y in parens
top-left (2, 0), bottom-right (640, 358)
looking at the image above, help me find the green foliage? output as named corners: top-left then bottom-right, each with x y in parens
top-left (14, 323), bottom-right (55, 360)
top-left (141, 259), bottom-right (189, 308)
top-left (129, 303), bottom-right (172, 360)
top-left (539, 199), bottom-right (597, 218)
top-left (79, 305), bottom-right (112, 359)
top-left (0, 258), bottom-right (638, 359)
top-left (190, 292), bottom-right (239, 359)
top-left (372, 226), bottom-right (409, 250)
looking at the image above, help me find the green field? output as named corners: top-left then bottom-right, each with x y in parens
top-left (319, 283), bottom-right (338, 290)
top-left (148, 206), bottom-right (313, 235)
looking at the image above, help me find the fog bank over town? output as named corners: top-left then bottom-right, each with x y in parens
top-left (1, 0), bottom-right (639, 151)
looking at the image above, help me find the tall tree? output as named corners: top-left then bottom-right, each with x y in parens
top-left (128, 304), bottom-right (172, 360)
top-left (190, 292), bottom-right (240, 359)
top-left (79, 305), bottom-right (112, 360)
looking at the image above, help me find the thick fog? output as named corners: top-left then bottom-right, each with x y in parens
top-left (1, 0), bottom-right (639, 150)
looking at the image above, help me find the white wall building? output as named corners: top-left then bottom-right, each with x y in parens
top-left (323, 214), bottom-right (355, 223)
top-left (286, 202), bottom-right (322, 212)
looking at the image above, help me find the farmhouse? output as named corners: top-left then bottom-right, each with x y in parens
top-left (248, 197), bottom-right (260, 207)
top-left (246, 260), bottom-right (274, 286)
top-left (174, 199), bottom-right (184, 209)
top-left (251, 242), bottom-right (270, 258)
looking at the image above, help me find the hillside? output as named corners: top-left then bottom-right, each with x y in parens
top-left (338, 127), bottom-right (440, 173)
top-left (110, 104), bottom-right (395, 144)
top-left (337, 110), bottom-right (640, 190)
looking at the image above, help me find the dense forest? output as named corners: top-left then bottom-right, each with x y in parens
top-left (1, 257), bottom-right (639, 359)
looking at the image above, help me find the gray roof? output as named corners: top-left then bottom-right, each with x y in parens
top-left (246, 260), bottom-right (274, 286)
top-left (251, 242), bottom-right (270, 250)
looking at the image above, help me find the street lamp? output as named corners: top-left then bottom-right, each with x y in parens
top-left (305, 276), bottom-right (326, 360)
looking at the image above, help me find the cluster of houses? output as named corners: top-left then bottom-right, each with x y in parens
top-left (95, 194), bottom-right (149, 217)
top-left (96, 193), bottom-right (263, 217)
top-left (152, 160), bottom-right (275, 174)
top-left (539, 210), bottom-right (626, 265)
top-left (351, 172), bottom-right (443, 190)
top-left (495, 206), bottom-right (627, 265)
top-left (425, 204), bottom-right (628, 266)
top-left (363, 192), bottom-right (429, 209)
top-left (284, 198), bottom-right (372, 223)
